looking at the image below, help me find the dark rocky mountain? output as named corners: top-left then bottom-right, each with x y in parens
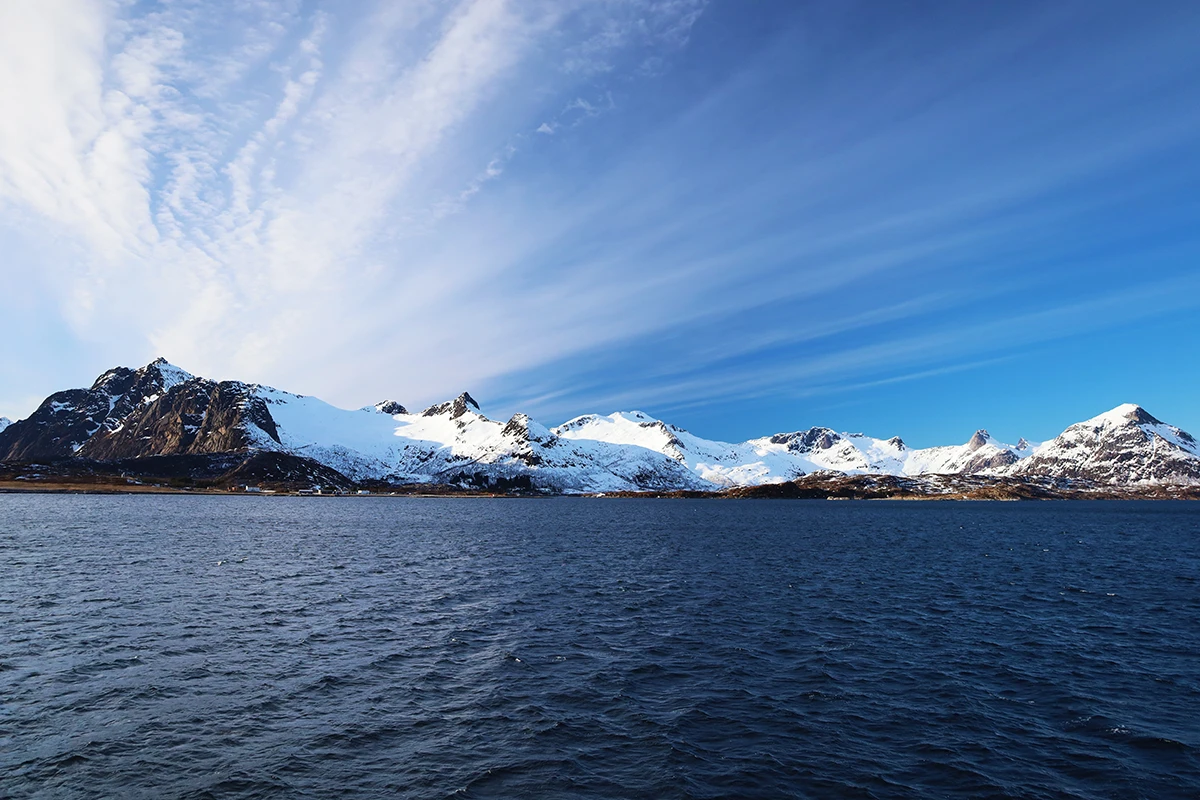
top-left (0, 359), bottom-right (281, 463)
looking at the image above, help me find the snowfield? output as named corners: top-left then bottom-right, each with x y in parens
top-left (553, 412), bottom-right (1039, 486)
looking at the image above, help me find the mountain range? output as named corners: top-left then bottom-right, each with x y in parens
top-left (1, 358), bottom-right (1197, 493)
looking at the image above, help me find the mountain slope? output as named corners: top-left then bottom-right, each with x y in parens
top-left (260, 391), bottom-right (707, 490)
top-left (1006, 404), bottom-right (1200, 484)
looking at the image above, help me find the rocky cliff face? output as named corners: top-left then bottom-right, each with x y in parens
top-left (0, 359), bottom-right (280, 462)
top-left (78, 380), bottom-right (282, 460)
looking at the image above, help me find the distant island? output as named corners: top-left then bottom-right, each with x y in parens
top-left (1, 359), bottom-right (1197, 498)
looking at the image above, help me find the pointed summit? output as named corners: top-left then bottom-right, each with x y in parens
top-left (966, 430), bottom-right (991, 451)
top-left (1088, 404), bottom-right (1161, 427)
top-left (422, 392), bottom-right (481, 419)
top-left (142, 357), bottom-right (195, 390)
top-left (1010, 403), bottom-right (1198, 484)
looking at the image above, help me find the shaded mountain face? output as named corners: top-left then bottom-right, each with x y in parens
top-left (3, 362), bottom-right (1197, 490)
top-left (0, 359), bottom-right (280, 462)
top-left (1006, 404), bottom-right (1200, 484)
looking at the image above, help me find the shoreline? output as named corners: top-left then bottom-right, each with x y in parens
top-left (1, 480), bottom-right (1196, 501)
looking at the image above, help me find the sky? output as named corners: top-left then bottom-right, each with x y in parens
top-left (1, 0), bottom-right (1198, 447)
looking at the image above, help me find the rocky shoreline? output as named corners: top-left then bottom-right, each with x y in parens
top-left (2, 459), bottom-right (1195, 500)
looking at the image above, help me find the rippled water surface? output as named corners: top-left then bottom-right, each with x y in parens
top-left (2, 496), bottom-right (1199, 799)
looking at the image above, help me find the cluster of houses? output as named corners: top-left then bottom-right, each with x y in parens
top-left (232, 484), bottom-right (372, 496)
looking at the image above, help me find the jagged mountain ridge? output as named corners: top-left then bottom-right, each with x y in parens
top-left (550, 412), bottom-right (1038, 485)
top-left (0, 360), bottom-right (705, 492)
top-left (1, 359), bottom-right (1196, 489)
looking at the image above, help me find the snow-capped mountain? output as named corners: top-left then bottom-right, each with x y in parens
top-left (1005, 404), bottom-right (1200, 485)
top-left (0, 359), bottom-right (1195, 490)
top-left (553, 412), bottom-right (1036, 486)
top-left (252, 386), bottom-right (706, 491)
top-left (0, 417), bottom-right (10, 434)
top-left (900, 429), bottom-right (1037, 476)
top-left (0, 360), bottom-right (704, 492)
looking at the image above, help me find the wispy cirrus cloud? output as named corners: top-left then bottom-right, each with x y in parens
top-left (1, 0), bottom-right (1198, 444)
top-left (0, 0), bottom-right (706, 408)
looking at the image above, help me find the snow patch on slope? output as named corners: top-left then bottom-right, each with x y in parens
top-left (148, 358), bottom-right (195, 391)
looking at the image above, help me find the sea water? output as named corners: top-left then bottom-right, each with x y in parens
top-left (1, 495), bottom-right (1198, 798)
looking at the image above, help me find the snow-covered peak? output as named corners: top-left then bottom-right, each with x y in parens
top-left (1061, 403), bottom-right (1194, 453)
top-left (501, 413), bottom-right (555, 444)
top-left (1006, 404), bottom-right (1198, 483)
top-left (553, 411), bottom-right (689, 456)
top-left (144, 357), bottom-right (195, 390)
top-left (1082, 403), bottom-right (1159, 428)
top-left (0, 417), bottom-right (10, 434)
top-left (421, 392), bottom-right (482, 419)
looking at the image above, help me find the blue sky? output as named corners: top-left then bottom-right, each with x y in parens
top-left (0, 0), bottom-right (1197, 446)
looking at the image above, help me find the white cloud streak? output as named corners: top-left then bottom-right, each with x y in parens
top-left (0, 0), bottom-right (1196, 432)
top-left (0, 0), bottom-right (706, 413)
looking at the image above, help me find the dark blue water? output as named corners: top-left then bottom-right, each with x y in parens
top-left (2, 497), bottom-right (1198, 799)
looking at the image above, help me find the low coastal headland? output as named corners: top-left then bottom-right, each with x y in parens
top-left (2, 458), bottom-right (1195, 500)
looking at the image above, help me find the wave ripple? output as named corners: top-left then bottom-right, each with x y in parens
top-left (2, 496), bottom-right (1198, 798)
